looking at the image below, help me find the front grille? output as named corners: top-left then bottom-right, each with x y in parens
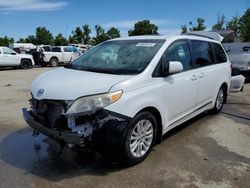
top-left (30, 98), bottom-right (68, 129)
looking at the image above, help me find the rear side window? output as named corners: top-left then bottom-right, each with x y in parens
top-left (52, 47), bottom-right (61, 52)
top-left (63, 47), bottom-right (72, 52)
top-left (43, 46), bottom-right (51, 52)
top-left (211, 43), bottom-right (227, 63)
top-left (191, 40), bottom-right (214, 67)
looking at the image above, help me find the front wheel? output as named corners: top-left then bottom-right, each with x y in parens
top-left (122, 111), bottom-right (156, 165)
top-left (209, 86), bottom-right (226, 114)
top-left (50, 58), bottom-right (58, 67)
top-left (20, 60), bottom-right (32, 69)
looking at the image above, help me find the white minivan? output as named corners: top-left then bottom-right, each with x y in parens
top-left (23, 35), bottom-right (231, 164)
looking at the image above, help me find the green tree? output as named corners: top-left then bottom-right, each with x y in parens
top-left (226, 16), bottom-right (240, 34)
top-left (212, 15), bottom-right (226, 30)
top-left (71, 27), bottom-right (83, 43)
top-left (17, 38), bottom-right (26, 43)
top-left (181, 25), bottom-right (188, 33)
top-left (0, 36), bottom-right (14, 46)
top-left (92, 25), bottom-right (108, 45)
top-left (54, 33), bottom-right (68, 46)
top-left (24, 35), bottom-right (37, 44)
top-left (35, 27), bottom-right (54, 45)
top-left (106, 27), bottom-right (121, 38)
top-left (128, 20), bottom-right (159, 36)
top-left (82, 24), bottom-right (91, 44)
top-left (239, 8), bottom-right (250, 42)
top-left (189, 18), bottom-right (206, 31)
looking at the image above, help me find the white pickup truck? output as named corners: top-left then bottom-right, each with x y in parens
top-left (42, 46), bottom-right (80, 67)
top-left (0, 46), bottom-right (34, 68)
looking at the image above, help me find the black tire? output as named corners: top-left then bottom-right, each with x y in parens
top-left (209, 86), bottom-right (226, 114)
top-left (121, 111), bottom-right (157, 165)
top-left (50, 58), bottom-right (58, 67)
top-left (20, 60), bottom-right (32, 69)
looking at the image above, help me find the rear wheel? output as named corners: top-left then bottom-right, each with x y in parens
top-left (50, 58), bottom-right (58, 67)
top-left (20, 60), bottom-right (32, 69)
top-left (210, 86), bottom-right (226, 114)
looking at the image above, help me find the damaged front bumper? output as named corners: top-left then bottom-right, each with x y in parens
top-left (22, 108), bottom-right (86, 146)
top-left (22, 108), bottom-right (131, 147)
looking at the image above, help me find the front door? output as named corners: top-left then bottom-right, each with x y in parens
top-left (161, 40), bottom-right (199, 129)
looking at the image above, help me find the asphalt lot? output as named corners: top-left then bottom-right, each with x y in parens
top-left (0, 68), bottom-right (249, 188)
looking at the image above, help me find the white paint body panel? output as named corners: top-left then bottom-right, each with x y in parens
top-left (42, 46), bottom-right (76, 63)
top-left (0, 47), bottom-right (34, 66)
top-left (30, 35), bottom-right (231, 136)
top-left (31, 67), bottom-right (132, 100)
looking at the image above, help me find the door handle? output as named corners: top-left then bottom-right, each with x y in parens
top-left (200, 72), bottom-right (205, 78)
top-left (191, 74), bottom-right (198, 81)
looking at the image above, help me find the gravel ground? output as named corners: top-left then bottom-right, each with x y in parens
top-left (0, 68), bottom-right (249, 188)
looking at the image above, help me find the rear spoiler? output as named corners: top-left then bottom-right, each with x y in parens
top-left (182, 31), bottom-right (224, 42)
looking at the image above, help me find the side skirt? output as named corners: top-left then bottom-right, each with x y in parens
top-left (162, 101), bottom-right (213, 135)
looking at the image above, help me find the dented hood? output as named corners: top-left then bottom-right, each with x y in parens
top-left (31, 67), bottom-right (132, 100)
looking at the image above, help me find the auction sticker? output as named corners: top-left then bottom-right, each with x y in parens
top-left (136, 43), bottom-right (156, 47)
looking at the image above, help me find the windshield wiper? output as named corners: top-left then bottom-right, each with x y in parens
top-left (80, 67), bottom-right (120, 74)
top-left (63, 64), bottom-right (73, 68)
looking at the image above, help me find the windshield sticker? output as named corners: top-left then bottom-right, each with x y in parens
top-left (136, 43), bottom-right (156, 47)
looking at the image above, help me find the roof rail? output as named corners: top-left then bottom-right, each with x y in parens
top-left (181, 31), bottom-right (224, 42)
top-left (181, 33), bottom-right (213, 40)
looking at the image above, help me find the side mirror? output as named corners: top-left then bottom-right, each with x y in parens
top-left (169, 61), bottom-right (183, 74)
top-left (11, 52), bottom-right (17, 55)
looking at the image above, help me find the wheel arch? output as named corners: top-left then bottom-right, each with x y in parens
top-left (21, 58), bottom-right (32, 64)
top-left (137, 106), bottom-right (163, 144)
top-left (50, 56), bottom-right (59, 62)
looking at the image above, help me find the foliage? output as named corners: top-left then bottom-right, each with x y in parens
top-left (189, 18), bottom-right (206, 31)
top-left (181, 25), bottom-right (188, 33)
top-left (212, 15), bottom-right (226, 30)
top-left (128, 20), bottom-right (158, 36)
top-left (54, 33), bottom-right (68, 46)
top-left (0, 36), bottom-right (14, 46)
top-left (82, 24), bottom-right (91, 44)
top-left (92, 25), bottom-right (109, 45)
top-left (70, 27), bottom-right (83, 43)
top-left (239, 8), bottom-right (250, 42)
top-left (226, 16), bottom-right (240, 34)
top-left (106, 27), bottom-right (120, 38)
top-left (35, 27), bottom-right (54, 45)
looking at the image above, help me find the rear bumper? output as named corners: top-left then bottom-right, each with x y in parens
top-left (22, 108), bottom-right (85, 146)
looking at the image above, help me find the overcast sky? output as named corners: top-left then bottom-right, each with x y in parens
top-left (0, 0), bottom-right (249, 40)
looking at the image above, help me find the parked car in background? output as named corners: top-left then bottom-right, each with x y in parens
top-left (101, 48), bottom-right (118, 62)
top-left (228, 52), bottom-right (250, 82)
top-left (42, 46), bottom-right (78, 67)
top-left (68, 44), bottom-right (92, 53)
top-left (0, 46), bottom-right (34, 69)
top-left (23, 34), bottom-right (231, 165)
top-left (9, 43), bottom-right (37, 55)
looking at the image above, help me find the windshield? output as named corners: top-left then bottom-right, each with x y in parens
top-left (66, 39), bottom-right (164, 75)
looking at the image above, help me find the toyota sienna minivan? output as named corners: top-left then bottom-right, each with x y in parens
top-left (23, 34), bottom-right (231, 164)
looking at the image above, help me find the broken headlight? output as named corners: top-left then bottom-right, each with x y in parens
top-left (65, 90), bottom-right (123, 117)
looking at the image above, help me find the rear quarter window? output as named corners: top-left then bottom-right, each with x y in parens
top-left (190, 40), bottom-right (214, 67)
top-left (211, 43), bottom-right (227, 63)
top-left (52, 47), bottom-right (61, 52)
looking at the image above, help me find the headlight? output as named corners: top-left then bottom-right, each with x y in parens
top-left (65, 90), bottom-right (123, 116)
